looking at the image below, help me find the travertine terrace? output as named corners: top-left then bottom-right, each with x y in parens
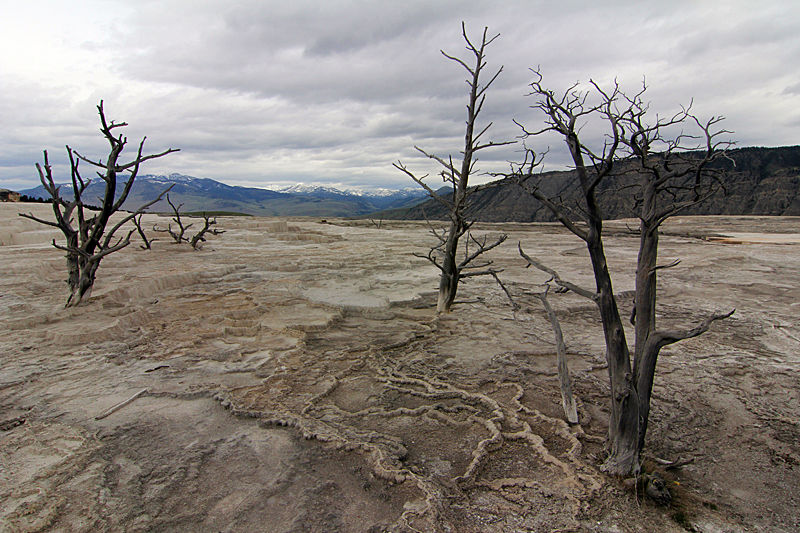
top-left (1, 203), bottom-right (798, 532)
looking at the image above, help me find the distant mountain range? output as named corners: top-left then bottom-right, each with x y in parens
top-left (17, 146), bottom-right (800, 220)
top-left (380, 146), bottom-right (800, 222)
top-left (19, 174), bottom-right (429, 217)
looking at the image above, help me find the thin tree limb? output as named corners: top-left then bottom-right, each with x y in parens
top-left (532, 285), bottom-right (579, 423)
top-left (518, 243), bottom-right (597, 301)
top-left (95, 389), bottom-right (148, 420)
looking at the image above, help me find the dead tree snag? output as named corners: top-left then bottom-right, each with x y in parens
top-left (394, 23), bottom-right (513, 313)
top-left (509, 72), bottom-right (734, 475)
top-left (154, 194), bottom-right (192, 244)
top-left (518, 245), bottom-right (580, 424)
top-left (20, 101), bottom-right (178, 306)
top-left (190, 214), bottom-right (225, 249)
top-left (133, 213), bottom-right (157, 250)
top-left (154, 197), bottom-right (224, 249)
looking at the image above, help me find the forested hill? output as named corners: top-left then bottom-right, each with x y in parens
top-left (384, 146), bottom-right (800, 222)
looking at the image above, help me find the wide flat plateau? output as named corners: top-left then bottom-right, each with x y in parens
top-left (1, 204), bottom-right (798, 532)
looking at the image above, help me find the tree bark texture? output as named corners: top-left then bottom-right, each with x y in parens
top-left (437, 219), bottom-right (462, 312)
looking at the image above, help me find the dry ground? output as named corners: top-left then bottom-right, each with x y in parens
top-left (1, 203), bottom-right (798, 532)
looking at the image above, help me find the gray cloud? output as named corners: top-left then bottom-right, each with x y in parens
top-left (1, 1), bottom-right (799, 192)
top-left (783, 82), bottom-right (800, 96)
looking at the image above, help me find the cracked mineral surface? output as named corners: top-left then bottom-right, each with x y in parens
top-left (1, 204), bottom-right (799, 532)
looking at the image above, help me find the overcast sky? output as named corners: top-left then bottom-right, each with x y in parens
top-left (2, 0), bottom-right (798, 192)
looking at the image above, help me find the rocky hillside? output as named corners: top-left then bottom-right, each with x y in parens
top-left (385, 146), bottom-right (800, 222)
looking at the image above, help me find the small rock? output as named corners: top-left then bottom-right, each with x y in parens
top-left (645, 472), bottom-right (672, 506)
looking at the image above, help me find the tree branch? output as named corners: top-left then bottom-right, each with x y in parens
top-left (459, 233), bottom-right (507, 269)
top-left (19, 212), bottom-right (60, 228)
top-left (518, 243), bottom-right (598, 301)
top-left (531, 284), bottom-right (579, 423)
top-left (647, 309), bottom-right (735, 350)
top-left (393, 161), bottom-right (454, 211)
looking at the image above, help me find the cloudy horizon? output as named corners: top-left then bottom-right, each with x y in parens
top-left (2, 0), bottom-right (798, 192)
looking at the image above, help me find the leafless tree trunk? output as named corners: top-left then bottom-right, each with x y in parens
top-left (133, 214), bottom-right (157, 250)
top-left (394, 23), bottom-right (513, 313)
top-left (20, 101), bottom-right (177, 307)
top-left (154, 194), bottom-right (192, 244)
top-left (518, 246), bottom-right (579, 424)
top-left (154, 199), bottom-right (224, 249)
top-left (190, 214), bottom-right (225, 249)
top-left (509, 72), bottom-right (734, 476)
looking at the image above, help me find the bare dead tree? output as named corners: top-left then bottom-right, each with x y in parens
top-left (133, 214), bottom-right (157, 250)
top-left (190, 214), bottom-right (225, 249)
top-left (19, 101), bottom-right (178, 307)
top-left (394, 23), bottom-right (513, 313)
top-left (154, 198), bottom-right (224, 249)
top-left (154, 194), bottom-right (192, 244)
top-left (508, 71), bottom-right (734, 476)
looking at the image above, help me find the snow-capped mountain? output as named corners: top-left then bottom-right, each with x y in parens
top-left (266, 184), bottom-right (345, 195)
top-left (20, 174), bottom-right (429, 217)
top-left (263, 183), bottom-right (428, 210)
top-left (347, 187), bottom-right (429, 199)
top-left (145, 173), bottom-right (237, 190)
